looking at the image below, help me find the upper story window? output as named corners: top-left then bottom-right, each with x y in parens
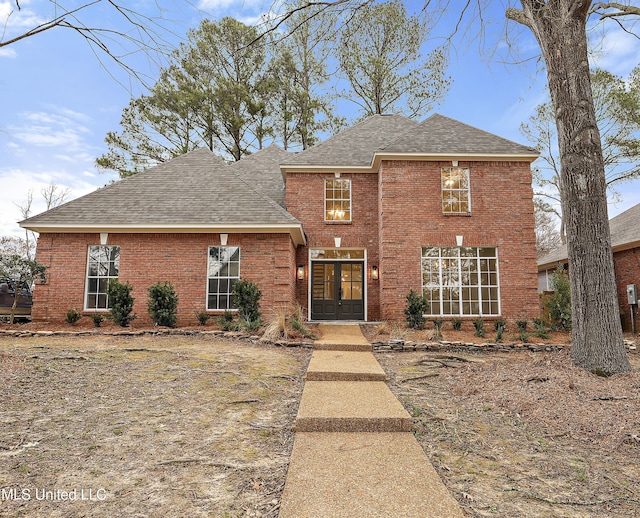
top-left (441, 167), bottom-right (470, 214)
top-left (207, 246), bottom-right (240, 311)
top-left (85, 245), bottom-right (120, 310)
top-left (325, 178), bottom-right (351, 222)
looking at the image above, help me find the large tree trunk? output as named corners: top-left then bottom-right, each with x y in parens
top-left (508, 1), bottom-right (630, 374)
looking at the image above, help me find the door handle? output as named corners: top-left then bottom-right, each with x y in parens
top-left (338, 288), bottom-right (343, 300)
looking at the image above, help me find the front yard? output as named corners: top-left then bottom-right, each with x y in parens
top-left (0, 335), bottom-right (310, 517)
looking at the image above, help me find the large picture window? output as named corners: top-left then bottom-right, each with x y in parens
top-left (441, 167), bottom-right (470, 214)
top-left (325, 178), bottom-right (351, 221)
top-left (421, 246), bottom-right (500, 316)
top-left (207, 246), bottom-right (240, 310)
top-left (85, 245), bottom-right (120, 310)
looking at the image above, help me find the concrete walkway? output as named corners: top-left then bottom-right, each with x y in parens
top-left (279, 323), bottom-right (464, 517)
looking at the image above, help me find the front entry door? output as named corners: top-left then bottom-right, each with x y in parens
top-left (311, 261), bottom-right (365, 320)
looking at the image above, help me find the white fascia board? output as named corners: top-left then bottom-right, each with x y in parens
top-left (280, 152), bottom-right (540, 177)
top-left (20, 223), bottom-right (307, 246)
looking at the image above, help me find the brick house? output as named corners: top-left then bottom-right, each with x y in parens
top-left (538, 202), bottom-right (640, 331)
top-left (21, 114), bottom-right (540, 325)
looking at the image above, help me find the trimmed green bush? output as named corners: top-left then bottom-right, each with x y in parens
top-left (404, 289), bottom-right (429, 330)
top-left (147, 281), bottom-right (179, 327)
top-left (91, 313), bottom-right (105, 327)
top-left (232, 279), bottom-right (262, 326)
top-left (196, 311), bottom-right (210, 326)
top-left (106, 279), bottom-right (136, 327)
top-left (65, 309), bottom-right (81, 325)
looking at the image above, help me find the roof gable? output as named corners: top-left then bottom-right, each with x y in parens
top-left (230, 144), bottom-right (288, 207)
top-left (381, 114), bottom-right (538, 156)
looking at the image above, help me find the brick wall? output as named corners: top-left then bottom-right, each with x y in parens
top-left (377, 160), bottom-right (539, 321)
top-left (613, 246), bottom-right (640, 331)
top-left (286, 172), bottom-right (381, 320)
top-left (284, 160), bottom-right (539, 322)
top-left (33, 232), bottom-right (296, 325)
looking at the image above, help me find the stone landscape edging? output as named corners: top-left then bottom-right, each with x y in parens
top-left (0, 328), bottom-right (635, 353)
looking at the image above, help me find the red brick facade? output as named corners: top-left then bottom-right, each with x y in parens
top-left (33, 232), bottom-right (296, 325)
top-left (285, 160), bottom-right (539, 322)
top-left (613, 246), bottom-right (640, 331)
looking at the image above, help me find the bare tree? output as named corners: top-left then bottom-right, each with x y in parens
top-left (506, 1), bottom-right (634, 374)
top-left (268, 0), bottom-right (637, 374)
top-left (1, 1), bottom-right (180, 86)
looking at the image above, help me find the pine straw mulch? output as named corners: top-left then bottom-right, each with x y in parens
top-left (377, 345), bottom-right (640, 517)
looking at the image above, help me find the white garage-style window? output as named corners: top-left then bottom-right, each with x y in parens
top-left (207, 246), bottom-right (240, 310)
top-left (421, 246), bottom-right (500, 316)
top-left (85, 245), bottom-right (120, 310)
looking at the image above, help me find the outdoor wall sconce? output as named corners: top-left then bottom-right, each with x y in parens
top-left (371, 265), bottom-right (379, 281)
top-left (296, 265), bottom-right (305, 281)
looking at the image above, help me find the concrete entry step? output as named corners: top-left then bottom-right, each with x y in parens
top-left (294, 381), bottom-right (413, 432)
top-left (279, 432), bottom-right (465, 518)
top-left (313, 342), bottom-right (372, 351)
top-left (305, 350), bottom-right (388, 381)
top-left (314, 323), bottom-right (371, 351)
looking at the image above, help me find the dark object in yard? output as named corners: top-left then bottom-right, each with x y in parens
top-left (0, 279), bottom-right (33, 320)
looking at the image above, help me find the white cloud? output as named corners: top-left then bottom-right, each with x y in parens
top-left (0, 47), bottom-right (16, 58)
top-left (9, 108), bottom-right (93, 151)
top-left (589, 24), bottom-right (639, 77)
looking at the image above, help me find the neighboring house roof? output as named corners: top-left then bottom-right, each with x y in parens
top-left (230, 144), bottom-right (288, 208)
top-left (281, 113), bottom-right (538, 173)
top-left (538, 202), bottom-right (640, 270)
top-left (20, 147), bottom-right (305, 245)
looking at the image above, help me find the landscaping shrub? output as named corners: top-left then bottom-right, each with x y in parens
top-left (432, 318), bottom-right (444, 338)
top-left (147, 281), bottom-right (179, 327)
top-left (533, 317), bottom-right (550, 339)
top-left (65, 309), bottom-right (81, 325)
top-left (473, 317), bottom-right (486, 338)
top-left (217, 311), bottom-right (237, 331)
top-left (451, 318), bottom-right (462, 331)
top-left (106, 279), bottom-right (136, 327)
top-left (232, 279), bottom-right (262, 327)
top-left (404, 289), bottom-right (428, 330)
top-left (91, 313), bottom-right (105, 327)
top-left (515, 319), bottom-right (528, 332)
top-left (195, 311), bottom-right (210, 326)
top-left (545, 266), bottom-right (572, 331)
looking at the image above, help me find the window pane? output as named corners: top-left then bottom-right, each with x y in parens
top-left (422, 246), bottom-right (498, 317)
top-left (86, 245), bottom-right (120, 311)
top-left (325, 178), bottom-right (351, 221)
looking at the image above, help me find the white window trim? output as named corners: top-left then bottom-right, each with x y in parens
top-left (441, 167), bottom-right (471, 215)
top-left (206, 246), bottom-right (241, 311)
top-left (84, 245), bottom-right (120, 311)
top-left (324, 177), bottom-right (352, 222)
top-left (421, 246), bottom-right (501, 317)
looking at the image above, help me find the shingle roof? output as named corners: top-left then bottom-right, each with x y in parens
top-left (381, 114), bottom-right (538, 156)
top-left (230, 144), bottom-right (288, 207)
top-left (21, 147), bottom-right (300, 230)
top-left (281, 113), bottom-right (537, 169)
top-left (537, 202), bottom-right (640, 268)
top-left (281, 114), bottom-right (419, 167)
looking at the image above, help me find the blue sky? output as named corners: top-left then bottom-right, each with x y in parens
top-left (1, 0), bottom-right (639, 238)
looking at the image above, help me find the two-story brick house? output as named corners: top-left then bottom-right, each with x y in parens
top-left (21, 114), bottom-right (539, 325)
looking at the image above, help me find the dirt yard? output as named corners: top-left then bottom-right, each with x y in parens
top-left (377, 345), bottom-right (640, 517)
top-left (0, 334), bottom-right (310, 517)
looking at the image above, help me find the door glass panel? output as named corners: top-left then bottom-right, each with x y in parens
top-left (312, 264), bottom-right (335, 300)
